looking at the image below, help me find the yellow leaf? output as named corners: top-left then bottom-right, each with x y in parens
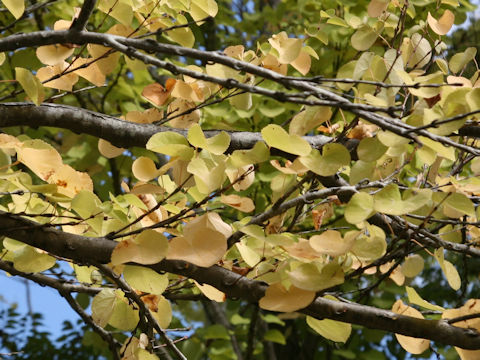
top-left (49, 164), bottom-right (94, 198)
top-left (298, 144), bottom-right (350, 176)
top-left (367, 0), bottom-right (389, 17)
top-left (392, 300), bottom-right (430, 354)
top-left (71, 58), bottom-right (106, 86)
top-left (187, 124), bottom-right (230, 155)
top-left (98, 0), bottom-right (132, 26)
top-left (289, 106), bottom-right (331, 136)
top-left (401, 255), bottom-right (424, 278)
top-left (194, 280), bottom-right (226, 302)
top-left (15, 67), bottom-right (44, 105)
top-left (268, 32), bottom-right (303, 64)
top-left (150, 295), bottom-right (172, 328)
top-left (406, 286), bottom-right (444, 312)
top-left (226, 165), bottom-right (255, 191)
top-left (345, 192), bottom-right (374, 224)
top-left (92, 289), bottom-right (116, 327)
top-left (132, 156), bottom-right (159, 182)
top-left (36, 45), bottom-right (74, 66)
top-left (16, 139), bottom-right (62, 181)
top-left (309, 230), bottom-right (354, 256)
top-left (259, 282), bottom-right (315, 312)
top-left (262, 124), bottom-right (311, 156)
top-left (167, 213), bottom-right (231, 267)
top-left (220, 194), bottom-right (255, 212)
top-left (36, 63), bottom-right (79, 92)
top-left (12, 245), bottom-right (55, 273)
top-left (427, 10), bottom-right (454, 36)
top-left (350, 226), bottom-right (386, 261)
top-left (123, 265), bottom-right (168, 295)
top-left (111, 230), bottom-right (169, 265)
top-left (108, 291), bottom-right (139, 331)
top-left (351, 26), bottom-right (378, 51)
top-left (288, 262), bottom-right (344, 291)
top-left (167, 99), bottom-right (201, 129)
top-left (290, 50), bottom-right (311, 75)
top-left (434, 248), bottom-right (461, 291)
top-left (306, 315), bottom-right (351, 343)
top-left (98, 139), bottom-right (125, 158)
top-left (190, 0), bottom-right (218, 22)
top-left (1, 0), bottom-right (24, 19)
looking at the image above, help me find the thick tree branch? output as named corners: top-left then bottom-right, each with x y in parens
top-left (0, 102), bottom-right (332, 151)
top-left (70, 0), bottom-right (97, 32)
top-left (1, 211), bottom-right (480, 349)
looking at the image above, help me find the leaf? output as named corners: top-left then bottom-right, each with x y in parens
top-left (132, 157), bottom-right (159, 182)
top-left (187, 156), bottom-right (226, 194)
top-left (367, 0), bottom-right (389, 17)
top-left (261, 124), bottom-right (311, 156)
top-left (268, 32), bottom-right (302, 64)
top-left (259, 282), bottom-right (315, 312)
top-left (345, 192), bottom-right (374, 224)
top-left (167, 212), bottom-right (231, 267)
top-left (71, 58), bottom-right (106, 86)
top-left (150, 295), bottom-right (172, 328)
top-left (289, 106), bottom-right (332, 136)
top-left (434, 248), bottom-right (461, 291)
top-left (194, 281), bottom-right (225, 302)
top-left (419, 137), bottom-right (455, 161)
top-left (91, 289), bottom-right (116, 327)
top-left (15, 67), bottom-right (44, 105)
top-left (190, 0), bottom-right (218, 22)
top-left (357, 137), bottom-right (387, 162)
top-left (98, 0), bottom-right (132, 26)
top-left (187, 124), bottom-right (230, 155)
top-left (71, 190), bottom-right (101, 218)
top-left (167, 27), bottom-right (195, 48)
top-left (299, 144), bottom-right (350, 176)
top-left (111, 230), bottom-right (169, 265)
top-left (406, 286), bottom-right (444, 312)
top-left (98, 139), bottom-right (125, 159)
top-left (220, 194), bottom-right (255, 212)
top-left (288, 262), bottom-right (344, 292)
top-left (229, 142), bottom-right (269, 167)
top-left (306, 316), bottom-right (351, 343)
top-left (142, 81), bottom-right (175, 106)
top-left (1, 0), bottom-right (24, 19)
top-left (36, 45), bottom-right (74, 66)
top-left (350, 225), bottom-right (386, 261)
top-left (373, 184), bottom-right (430, 216)
top-left (263, 329), bottom-right (286, 345)
top-left (392, 300), bottom-right (430, 354)
top-left (351, 26), bottom-right (378, 51)
top-left (401, 255), bottom-right (424, 278)
top-left (146, 131), bottom-right (194, 160)
top-left (12, 246), bottom-right (56, 273)
top-left (427, 10), bottom-right (454, 35)
top-left (108, 291), bottom-right (139, 331)
top-left (449, 47), bottom-right (477, 74)
top-left (309, 230), bottom-right (354, 256)
top-left (123, 265), bottom-right (169, 295)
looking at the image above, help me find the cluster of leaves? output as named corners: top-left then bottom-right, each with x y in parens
top-left (2, 0), bottom-right (480, 359)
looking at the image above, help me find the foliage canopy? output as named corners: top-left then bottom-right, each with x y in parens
top-left (1, 0), bottom-right (480, 359)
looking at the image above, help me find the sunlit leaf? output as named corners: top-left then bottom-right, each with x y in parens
top-left (259, 282), bottom-right (315, 312)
